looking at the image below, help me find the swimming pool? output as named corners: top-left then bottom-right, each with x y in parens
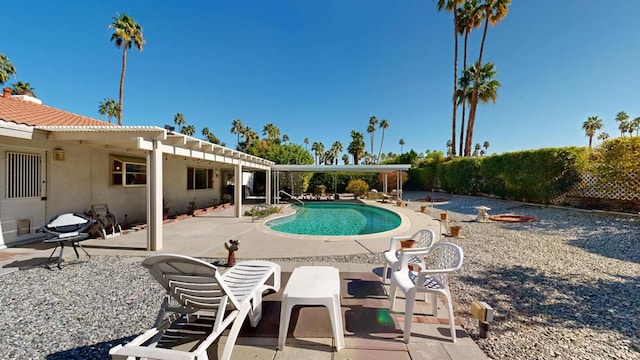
top-left (266, 202), bottom-right (401, 236)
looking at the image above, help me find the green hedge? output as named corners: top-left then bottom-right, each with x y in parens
top-left (408, 147), bottom-right (589, 204)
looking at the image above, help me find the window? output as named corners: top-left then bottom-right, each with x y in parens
top-left (111, 155), bottom-right (146, 186)
top-left (6, 152), bottom-right (41, 199)
top-left (187, 167), bottom-right (214, 190)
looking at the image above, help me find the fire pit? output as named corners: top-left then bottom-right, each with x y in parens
top-left (489, 213), bottom-right (536, 223)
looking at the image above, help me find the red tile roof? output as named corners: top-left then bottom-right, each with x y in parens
top-left (0, 95), bottom-right (115, 127)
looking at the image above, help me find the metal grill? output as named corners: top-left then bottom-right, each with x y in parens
top-left (6, 152), bottom-right (41, 199)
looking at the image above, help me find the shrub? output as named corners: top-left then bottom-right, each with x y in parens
top-left (346, 179), bottom-right (369, 197)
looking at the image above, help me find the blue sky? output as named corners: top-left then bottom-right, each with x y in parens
top-left (3, 0), bottom-right (639, 156)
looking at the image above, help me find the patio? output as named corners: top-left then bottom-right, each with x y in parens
top-left (0, 199), bottom-right (488, 360)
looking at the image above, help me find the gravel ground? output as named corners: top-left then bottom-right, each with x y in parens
top-left (0, 193), bottom-right (638, 359)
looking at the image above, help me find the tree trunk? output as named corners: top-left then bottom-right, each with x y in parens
top-left (459, 30), bottom-right (470, 156)
top-left (118, 47), bottom-right (127, 125)
top-left (377, 130), bottom-right (385, 164)
top-left (451, 13), bottom-right (459, 157)
top-left (465, 12), bottom-right (490, 156)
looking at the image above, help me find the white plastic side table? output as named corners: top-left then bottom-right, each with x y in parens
top-left (278, 266), bottom-right (344, 351)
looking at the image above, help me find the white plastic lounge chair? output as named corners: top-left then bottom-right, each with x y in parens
top-left (389, 242), bottom-right (464, 343)
top-left (381, 229), bottom-right (436, 284)
top-left (109, 254), bottom-right (280, 360)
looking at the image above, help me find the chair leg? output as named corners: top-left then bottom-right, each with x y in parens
top-left (403, 289), bottom-right (416, 344)
top-left (388, 280), bottom-right (398, 310)
top-left (444, 290), bottom-right (456, 343)
top-left (220, 304), bottom-right (251, 360)
top-left (329, 295), bottom-right (345, 351)
top-left (382, 263), bottom-right (389, 284)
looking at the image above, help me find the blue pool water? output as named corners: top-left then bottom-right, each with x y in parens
top-left (266, 202), bottom-right (401, 236)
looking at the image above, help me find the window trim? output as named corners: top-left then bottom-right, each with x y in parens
top-left (187, 166), bottom-right (214, 190)
top-left (111, 155), bottom-right (147, 187)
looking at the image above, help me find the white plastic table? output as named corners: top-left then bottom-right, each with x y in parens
top-left (278, 266), bottom-right (344, 351)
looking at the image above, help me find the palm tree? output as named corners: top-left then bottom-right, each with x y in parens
top-left (330, 141), bottom-right (343, 165)
top-left (461, 62), bottom-right (501, 155)
top-left (230, 119), bottom-right (245, 149)
top-left (173, 113), bottom-right (186, 133)
top-left (347, 131), bottom-right (365, 165)
top-left (437, 0), bottom-right (464, 157)
top-left (342, 154), bottom-right (350, 165)
top-left (377, 119), bottom-right (389, 163)
top-left (98, 98), bottom-right (119, 123)
top-left (311, 142), bottom-right (324, 165)
top-left (282, 134), bottom-right (290, 143)
top-left (0, 53), bottom-right (17, 85)
top-left (201, 127), bottom-right (221, 144)
top-left (303, 137), bottom-right (310, 150)
top-left (367, 116), bottom-right (378, 156)
top-left (262, 123), bottom-right (280, 141)
top-left (456, 0), bottom-right (483, 155)
top-left (11, 81), bottom-right (36, 97)
top-left (243, 128), bottom-right (258, 149)
top-left (446, 139), bottom-right (453, 157)
top-left (631, 117), bottom-right (640, 136)
top-left (582, 116), bottom-right (603, 149)
top-left (473, 143), bottom-right (481, 156)
top-left (465, 0), bottom-right (511, 156)
top-left (483, 141), bottom-right (490, 152)
top-left (597, 132), bottom-right (610, 143)
top-left (399, 138), bottom-right (405, 153)
top-left (181, 124), bottom-right (196, 136)
top-left (109, 13), bottom-right (145, 125)
top-left (615, 111), bottom-right (629, 137)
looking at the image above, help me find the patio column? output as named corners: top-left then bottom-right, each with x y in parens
top-left (147, 140), bottom-right (163, 250)
top-left (234, 163), bottom-right (243, 217)
top-left (265, 168), bottom-right (272, 205)
top-left (383, 173), bottom-right (388, 193)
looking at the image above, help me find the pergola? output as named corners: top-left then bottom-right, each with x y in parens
top-left (270, 164), bottom-right (412, 201)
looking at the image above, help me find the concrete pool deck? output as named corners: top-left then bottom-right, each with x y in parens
top-left (0, 199), bottom-right (489, 360)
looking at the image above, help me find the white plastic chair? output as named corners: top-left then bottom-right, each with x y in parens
top-left (381, 229), bottom-right (436, 284)
top-left (389, 242), bottom-right (464, 343)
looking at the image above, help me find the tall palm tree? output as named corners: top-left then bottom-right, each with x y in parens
top-left (473, 143), bottom-right (481, 156)
top-left (465, 0), bottom-right (510, 156)
top-left (0, 54), bottom-right (17, 85)
top-left (461, 61), bottom-right (502, 156)
top-left (377, 119), bottom-right (389, 163)
top-left (446, 139), bottom-right (453, 157)
top-left (330, 141), bottom-right (343, 165)
top-left (615, 111), bottom-right (629, 137)
top-left (483, 141), bottom-right (490, 152)
top-left (303, 137), bottom-right (310, 150)
top-left (631, 117), bottom-right (640, 136)
top-left (311, 142), bottom-right (324, 165)
top-left (347, 131), bottom-right (365, 165)
top-left (456, 0), bottom-right (483, 155)
top-left (109, 13), bottom-right (145, 125)
top-left (230, 119), bottom-right (245, 149)
top-left (582, 116), bottom-right (603, 149)
top-left (399, 138), bottom-right (405, 153)
top-left (98, 98), bottom-right (119, 123)
top-left (173, 113), bottom-right (186, 132)
top-left (367, 116), bottom-right (378, 156)
top-left (437, 0), bottom-right (464, 157)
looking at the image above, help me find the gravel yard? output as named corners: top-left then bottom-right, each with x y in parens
top-left (0, 194), bottom-right (638, 359)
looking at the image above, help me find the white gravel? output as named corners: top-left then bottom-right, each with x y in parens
top-left (0, 193), bottom-right (638, 359)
